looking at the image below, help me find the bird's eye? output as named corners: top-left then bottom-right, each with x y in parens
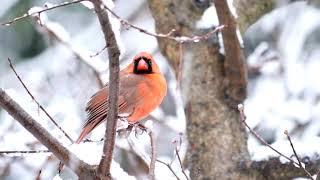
top-left (148, 60), bottom-right (152, 66)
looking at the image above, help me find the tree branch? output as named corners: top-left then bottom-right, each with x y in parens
top-left (1, 0), bottom-right (85, 26)
top-left (101, 3), bottom-right (224, 43)
top-left (240, 157), bottom-right (319, 179)
top-left (0, 150), bottom-right (50, 154)
top-left (156, 159), bottom-right (180, 180)
top-left (214, 0), bottom-right (247, 106)
top-left (284, 130), bottom-right (314, 179)
top-left (0, 88), bottom-right (96, 179)
top-left (90, 0), bottom-right (120, 179)
top-left (148, 129), bottom-right (156, 180)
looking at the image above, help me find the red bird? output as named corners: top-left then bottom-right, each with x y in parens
top-left (76, 52), bottom-right (167, 143)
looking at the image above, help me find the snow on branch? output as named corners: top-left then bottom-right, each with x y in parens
top-left (0, 88), bottom-right (96, 179)
top-left (1, 0), bottom-right (86, 26)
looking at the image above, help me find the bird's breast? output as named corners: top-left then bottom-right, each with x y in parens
top-left (127, 73), bottom-right (167, 122)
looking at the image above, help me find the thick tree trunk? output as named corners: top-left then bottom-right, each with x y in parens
top-left (148, 1), bottom-right (255, 179)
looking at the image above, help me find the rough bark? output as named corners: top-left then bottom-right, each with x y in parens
top-left (241, 157), bottom-right (320, 180)
top-left (148, 1), bottom-right (250, 179)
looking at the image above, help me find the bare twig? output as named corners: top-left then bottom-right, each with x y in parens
top-left (100, 3), bottom-right (224, 43)
top-left (0, 88), bottom-right (96, 179)
top-left (0, 150), bottom-right (50, 154)
top-left (173, 134), bottom-right (189, 180)
top-left (88, 6), bottom-right (224, 56)
top-left (237, 104), bottom-right (299, 166)
top-left (1, 0), bottom-right (85, 26)
top-left (7, 58), bottom-right (74, 143)
top-left (240, 157), bottom-right (320, 179)
top-left (175, 148), bottom-right (189, 180)
top-left (147, 129), bottom-right (156, 180)
top-left (284, 130), bottom-right (314, 179)
top-left (90, 0), bottom-right (120, 179)
top-left (156, 159), bottom-right (180, 180)
top-left (154, 133), bottom-right (187, 180)
top-left (90, 45), bottom-right (107, 58)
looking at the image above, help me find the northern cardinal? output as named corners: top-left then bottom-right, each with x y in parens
top-left (76, 52), bottom-right (167, 143)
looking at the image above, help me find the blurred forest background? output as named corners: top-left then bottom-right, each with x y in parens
top-left (1, 0), bottom-right (320, 179)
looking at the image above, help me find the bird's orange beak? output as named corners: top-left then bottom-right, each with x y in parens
top-left (137, 59), bottom-right (149, 71)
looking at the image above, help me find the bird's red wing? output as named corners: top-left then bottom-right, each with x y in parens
top-left (76, 75), bottom-right (143, 143)
top-left (76, 86), bottom-right (109, 143)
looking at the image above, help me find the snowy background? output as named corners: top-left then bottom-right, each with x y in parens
top-left (0, 0), bottom-right (320, 179)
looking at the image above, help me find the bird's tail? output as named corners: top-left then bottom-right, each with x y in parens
top-left (75, 126), bottom-right (92, 144)
top-left (75, 117), bottom-right (104, 143)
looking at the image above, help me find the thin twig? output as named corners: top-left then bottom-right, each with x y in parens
top-left (148, 129), bottom-right (156, 180)
top-left (1, 0), bottom-right (85, 26)
top-left (174, 134), bottom-right (189, 180)
top-left (156, 159), bottom-right (180, 180)
top-left (0, 150), bottom-right (50, 154)
top-left (237, 104), bottom-right (299, 166)
top-left (90, 45), bottom-right (107, 58)
top-left (101, 3), bottom-right (225, 43)
top-left (90, 7), bottom-right (224, 56)
top-left (175, 148), bottom-right (189, 180)
top-left (91, 0), bottom-right (120, 179)
top-left (7, 58), bottom-right (74, 143)
top-left (284, 130), bottom-right (302, 167)
top-left (284, 130), bottom-right (314, 179)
